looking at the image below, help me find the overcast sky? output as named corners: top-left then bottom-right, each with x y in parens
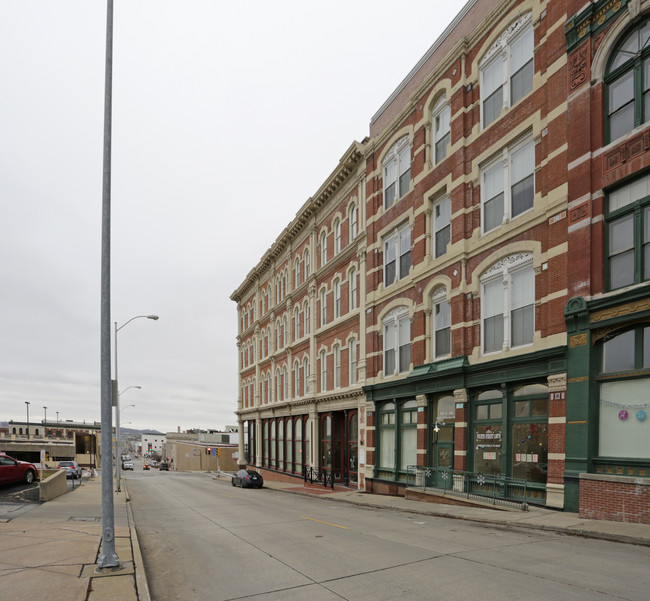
top-left (1, 0), bottom-right (467, 433)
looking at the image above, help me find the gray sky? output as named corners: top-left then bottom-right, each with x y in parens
top-left (1, 0), bottom-right (467, 433)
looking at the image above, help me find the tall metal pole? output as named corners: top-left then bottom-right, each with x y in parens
top-left (114, 321), bottom-right (121, 492)
top-left (98, 0), bottom-right (119, 569)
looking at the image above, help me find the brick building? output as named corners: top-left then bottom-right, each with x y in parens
top-left (232, 0), bottom-right (650, 522)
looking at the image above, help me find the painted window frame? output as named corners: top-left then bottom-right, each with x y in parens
top-left (383, 135), bottom-right (411, 209)
top-left (481, 254), bottom-right (535, 354)
top-left (480, 13), bottom-right (534, 129)
top-left (384, 222), bottom-right (411, 287)
top-left (605, 173), bottom-right (650, 290)
top-left (383, 306), bottom-right (411, 376)
top-left (432, 286), bottom-right (451, 359)
top-left (481, 136), bottom-right (535, 234)
top-left (433, 195), bottom-right (452, 258)
top-left (432, 97), bottom-right (451, 164)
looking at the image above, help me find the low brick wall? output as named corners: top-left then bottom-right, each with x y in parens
top-left (39, 468), bottom-right (67, 502)
top-left (579, 473), bottom-right (650, 524)
top-left (366, 479), bottom-right (406, 497)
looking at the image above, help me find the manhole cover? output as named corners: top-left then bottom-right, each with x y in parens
top-left (69, 516), bottom-right (100, 522)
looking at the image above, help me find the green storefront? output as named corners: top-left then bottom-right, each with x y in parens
top-left (365, 348), bottom-right (566, 506)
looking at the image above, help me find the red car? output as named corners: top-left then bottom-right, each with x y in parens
top-left (0, 453), bottom-right (38, 485)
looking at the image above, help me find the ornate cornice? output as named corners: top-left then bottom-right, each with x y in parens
top-left (565, 0), bottom-right (630, 53)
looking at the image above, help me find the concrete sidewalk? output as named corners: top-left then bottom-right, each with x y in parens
top-left (0, 475), bottom-right (149, 601)
top-left (236, 474), bottom-right (650, 548)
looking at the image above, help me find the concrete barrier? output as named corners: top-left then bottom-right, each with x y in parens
top-left (39, 468), bottom-right (67, 502)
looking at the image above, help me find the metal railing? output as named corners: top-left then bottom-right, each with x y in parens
top-left (406, 465), bottom-right (528, 510)
top-left (303, 466), bottom-right (335, 489)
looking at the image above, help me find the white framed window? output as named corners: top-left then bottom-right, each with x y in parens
top-left (320, 231), bottom-right (328, 267)
top-left (349, 267), bottom-right (358, 310)
top-left (283, 366), bottom-right (288, 400)
top-left (320, 288), bottom-right (327, 326)
top-left (303, 299), bottom-right (310, 336)
top-left (334, 219), bottom-right (341, 254)
top-left (334, 344), bottom-right (341, 388)
top-left (295, 258), bottom-right (301, 287)
top-left (349, 338), bottom-right (357, 386)
top-left (433, 97), bottom-right (451, 164)
top-left (384, 223), bottom-right (411, 287)
top-left (334, 278), bottom-right (341, 319)
top-left (349, 203), bottom-right (358, 240)
top-left (482, 137), bottom-right (534, 234)
top-left (276, 369), bottom-right (281, 402)
top-left (481, 14), bottom-right (533, 128)
top-left (304, 249), bottom-right (310, 279)
top-left (294, 361), bottom-right (301, 397)
top-left (294, 306), bottom-right (300, 340)
top-left (432, 287), bottom-right (451, 359)
top-left (303, 357), bottom-right (310, 394)
top-left (320, 349), bottom-right (327, 391)
top-left (433, 196), bottom-right (451, 258)
top-left (276, 319), bottom-right (282, 350)
top-left (283, 316), bottom-right (288, 347)
top-left (383, 306), bottom-right (411, 376)
top-left (481, 254), bottom-right (534, 354)
top-left (383, 136), bottom-right (411, 209)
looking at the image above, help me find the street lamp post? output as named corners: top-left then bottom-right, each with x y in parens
top-left (25, 401), bottom-right (30, 439)
top-left (43, 406), bottom-right (47, 429)
top-left (114, 315), bottom-right (158, 493)
top-left (115, 390), bottom-right (139, 491)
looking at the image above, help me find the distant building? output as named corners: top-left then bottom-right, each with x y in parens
top-left (141, 433), bottom-right (166, 455)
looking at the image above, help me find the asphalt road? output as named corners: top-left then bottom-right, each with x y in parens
top-left (125, 469), bottom-right (650, 601)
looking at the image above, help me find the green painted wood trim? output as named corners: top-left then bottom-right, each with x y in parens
top-left (565, 0), bottom-right (630, 53)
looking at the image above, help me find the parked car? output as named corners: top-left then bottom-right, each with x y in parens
top-left (122, 461), bottom-right (134, 471)
top-left (57, 460), bottom-right (82, 479)
top-left (143, 464), bottom-right (151, 471)
top-left (231, 469), bottom-right (263, 488)
top-left (0, 453), bottom-right (38, 485)
top-left (159, 461), bottom-right (169, 471)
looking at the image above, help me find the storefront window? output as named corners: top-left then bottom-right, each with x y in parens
top-left (400, 400), bottom-right (418, 470)
top-left (286, 419), bottom-right (293, 470)
top-left (599, 327), bottom-right (650, 459)
top-left (278, 420), bottom-right (284, 466)
top-left (349, 413), bottom-right (358, 483)
top-left (294, 418), bottom-right (302, 472)
top-left (379, 402), bottom-right (396, 469)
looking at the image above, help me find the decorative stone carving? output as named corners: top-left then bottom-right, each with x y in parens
top-left (569, 45), bottom-right (589, 90)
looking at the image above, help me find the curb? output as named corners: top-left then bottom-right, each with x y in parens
top-left (265, 483), bottom-right (650, 548)
top-left (124, 482), bottom-right (151, 601)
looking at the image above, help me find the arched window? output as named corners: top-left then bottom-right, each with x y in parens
top-left (334, 219), bottom-right (342, 254)
top-left (304, 249), bottom-right (310, 279)
top-left (606, 18), bottom-right (650, 142)
top-left (349, 338), bottom-right (358, 386)
top-left (480, 13), bottom-right (533, 128)
top-left (303, 299), bottom-right (310, 336)
top-left (294, 306), bottom-right (300, 340)
top-left (349, 203), bottom-right (358, 240)
top-left (333, 344), bottom-right (341, 388)
top-left (383, 136), bottom-right (411, 209)
top-left (303, 357), bottom-right (310, 394)
top-left (432, 286), bottom-right (451, 359)
top-left (320, 288), bottom-right (327, 326)
top-left (295, 257), bottom-right (301, 287)
top-left (320, 349), bottom-right (327, 391)
top-left (320, 231), bottom-right (328, 267)
top-left (349, 267), bottom-right (358, 310)
top-left (432, 96), bottom-right (451, 163)
top-left (481, 254), bottom-right (534, 353)
top-left (333, 278), bottom-right (341, 319)
top-left (294, 360), bottom-right (301, 397)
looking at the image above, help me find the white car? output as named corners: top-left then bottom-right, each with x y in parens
top-left (122, 461), bottom-right (134, 471)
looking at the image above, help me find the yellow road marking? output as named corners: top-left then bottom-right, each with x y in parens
top-left (301, 516), bottom-right (348, 529)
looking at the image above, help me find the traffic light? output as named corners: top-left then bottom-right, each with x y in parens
top-left (217, 447), bottom-right (221, 457)
top-left (206, 447), bottom-right (211, 455)
top-left (45, 452), bottom-right (50, 461)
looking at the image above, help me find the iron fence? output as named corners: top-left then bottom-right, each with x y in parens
top-left (406, 465), bottom-right (528, 510)
top-left (303, 465), bottom-right (335, 489)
